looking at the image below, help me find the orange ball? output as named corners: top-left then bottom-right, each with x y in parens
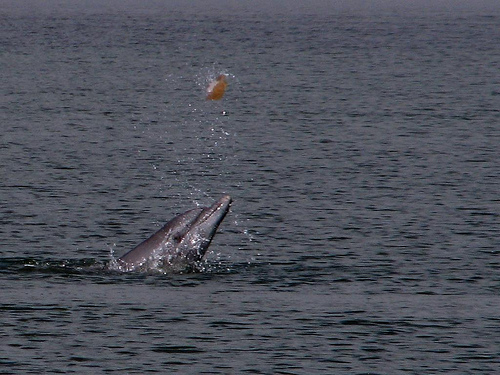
top-left (206, 74), bottom-right (228, 100)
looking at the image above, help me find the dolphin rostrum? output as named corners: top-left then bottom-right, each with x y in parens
top-left (114, 195), bottom-right (232, 272)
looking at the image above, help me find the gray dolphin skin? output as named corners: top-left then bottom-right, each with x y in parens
top-left (115, 195), bottom-right (232, 272)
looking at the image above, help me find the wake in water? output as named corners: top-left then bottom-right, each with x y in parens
top-left (0, 256), bottom-right (236, 277)
top-left (0, 257), bottom-right (103, 276)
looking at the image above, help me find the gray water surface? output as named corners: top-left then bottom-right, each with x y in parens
top-left (1, 1), bottom-right (499, 373)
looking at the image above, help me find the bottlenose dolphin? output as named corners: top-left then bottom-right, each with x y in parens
top-left (114, 195), bottom-right (232, 272)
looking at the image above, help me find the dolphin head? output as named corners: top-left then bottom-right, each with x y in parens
top-left (115, 195), bottom-right (232, 272)
top-left (178, 194), bottom-right (232, 256)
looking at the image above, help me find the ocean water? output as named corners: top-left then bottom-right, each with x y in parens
top-left (1, 1), bottom-right (499, 373)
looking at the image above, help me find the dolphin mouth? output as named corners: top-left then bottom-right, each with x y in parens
top-left (199, 195), bottom-right (232, 223)
top-left (179, 194), bottom-right (232, 259)
top-left (187, 195), bottom-right (232, 235)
